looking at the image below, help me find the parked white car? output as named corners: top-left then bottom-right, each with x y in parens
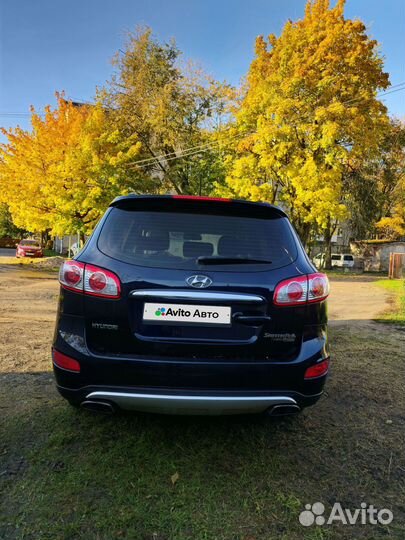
top-left (331, 253), bottom-right (354, 268)
top-left (313, 253), bottom-right (354, 269)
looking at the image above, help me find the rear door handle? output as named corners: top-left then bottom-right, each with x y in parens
top-left (232, 313), bottom-right (271, 325)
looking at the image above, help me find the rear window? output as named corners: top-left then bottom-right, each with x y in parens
top-left (98, 208), bottom-right (298, 271)
top-left (343, 255), bottom-right (354, 261)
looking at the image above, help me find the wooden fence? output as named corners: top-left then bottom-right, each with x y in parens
top-left (388, 252), bottom-right (405, 279)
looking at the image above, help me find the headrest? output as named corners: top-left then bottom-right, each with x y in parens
top-left (217, 235), bottom-right (247, 257)
top-left (137, 231), bottom-right (169, 252)
top-left (183, 241), bottom-right (214, 258)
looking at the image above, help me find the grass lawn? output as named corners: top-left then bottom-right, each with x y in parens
top-left (375, 279), bottom-right (405, 325)
top-left (1, 322), bottom-right (405, 540)
top-left (324, 270), bottom-right (386, 280)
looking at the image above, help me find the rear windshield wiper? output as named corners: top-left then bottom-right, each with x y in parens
top-left (197, 256), bottom-right (272, 265)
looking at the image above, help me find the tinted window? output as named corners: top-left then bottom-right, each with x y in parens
top-left (98, 208), bottom-right (298, 271)
top-left (331, 255), bottom-right (341, 261)
top-left (343, 255), bottom-right (354, 261)
top-left (20, 240), bottom-right (40, 247)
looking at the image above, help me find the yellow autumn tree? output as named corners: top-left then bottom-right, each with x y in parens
top-left (0, 96), bottom-right (145, 236)
top-left (217, 0), bottom-right (390, 254)
top-left (99, 28), bottom-right (230, 196)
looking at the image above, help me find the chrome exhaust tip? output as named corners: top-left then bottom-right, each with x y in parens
top-left (80, 400), bottom-right (115, 414)
top-left (268, 404), bottom-right (301, 416)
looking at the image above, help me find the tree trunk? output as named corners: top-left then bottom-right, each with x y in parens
top-left (295, 221), bottom-right (312, 250)
top-left (324, 217), bottom-right (333, 270)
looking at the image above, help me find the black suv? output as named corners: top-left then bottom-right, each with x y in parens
top-left (52, 195), bottom-right (330, 415)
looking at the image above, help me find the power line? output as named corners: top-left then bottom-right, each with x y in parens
top-left (0, 81), bottom-right (404, 121)
top-left (379, 81), bottom-right (405, 90)
top-left (124, 136), bottom-right (237, 169)
top-left (377, 86), bottom-right (405, 99)
top-left (125, 140), bottom-right (228, 170)
top-left (343, 83), bottom-right (405, 105)
top-left (1, 83), bottom-right (404, 172)
top-left (120, 84), bottom-right (405, 168)
top-left (124, 140), bottom-right (222, 167)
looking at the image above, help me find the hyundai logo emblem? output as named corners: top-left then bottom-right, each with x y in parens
top-left (186, 275), bottom-right (213, 289)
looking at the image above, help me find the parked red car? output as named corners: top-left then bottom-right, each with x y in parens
top-left (16, 239), bottom-right (43, 258)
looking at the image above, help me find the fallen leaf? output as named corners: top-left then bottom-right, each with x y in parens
top-left (171, 472), bottom-right (180, 485)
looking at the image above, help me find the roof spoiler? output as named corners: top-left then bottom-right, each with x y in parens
top-left (109, 194), bottom-right (287, 218)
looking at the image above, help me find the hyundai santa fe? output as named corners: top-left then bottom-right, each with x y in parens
top-left (52, 195), bottom-right (330, 415)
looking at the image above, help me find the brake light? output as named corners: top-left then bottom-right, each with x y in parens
top-left (273, 273), bottom-right (329, 306)
top-left (304, 358), bottom-right (330, 379)
top-left (84, 264), bottom-right (121, 298)
top-left (172, 195), bottom-right (231, 202)
top-left (273, 275), bottom-right (308, 306)
top-left (59, 261), bottom-right (121, 299)
top-left (52, 349), bottom-right (80, 372)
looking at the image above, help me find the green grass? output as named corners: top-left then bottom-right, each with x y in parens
top-left (375, 279), bottom-right (405, 325)
top-left (324, 269), bottom-right (387, 280)
top-left (44, 248), bottom-right (61, 257)
top-left (1, 324), bottom-right (405, 539)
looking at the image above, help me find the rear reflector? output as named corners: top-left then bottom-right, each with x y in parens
top-left (52, 349), bottom-right (80, 372)
top-left (274, 273), bottom-right (329, 306)
top-left (304, 358), bottom-right (330, 379)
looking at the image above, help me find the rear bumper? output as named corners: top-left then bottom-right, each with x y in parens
top-left (88, 390), bottom-right (298, 414)
top-left (53, 318), bottom-right (329, 415)
top-left (56, 384), bottom-right (323, 415)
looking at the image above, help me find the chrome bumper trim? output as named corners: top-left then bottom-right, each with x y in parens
top-left (129, 289), bottom-right (264, 303)
top-left (85, 391), bottom-right (297, 415)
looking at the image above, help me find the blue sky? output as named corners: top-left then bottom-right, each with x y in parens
top-left (1, 0), bottom-right (404, 137)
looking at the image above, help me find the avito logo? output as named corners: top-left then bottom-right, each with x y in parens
top-left (155, 307), bottom-right (219, 319)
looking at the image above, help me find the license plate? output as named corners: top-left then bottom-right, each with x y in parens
top-left (143, 302), bottom-right (231, 325)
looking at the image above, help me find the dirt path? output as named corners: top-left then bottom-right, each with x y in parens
top-left (0, 266), bottom-right (391, 376)
top-left (328, 277), bottom-right (390, 324)
top-left (0, 266), bottom-right (59, 374)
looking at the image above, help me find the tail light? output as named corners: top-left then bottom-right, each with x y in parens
top-left (52, 349), bottom-right (80, 372)
top-left (273, 273), bottom-right (329, 306)
top-left (59, 261), bottom-right (121, 299)
top-left (59, 260), bottom-right (85, 292)
top-left (304, 358), bottom-right (330, 379)
top-left (84, 264), bottom-right (121, 298)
